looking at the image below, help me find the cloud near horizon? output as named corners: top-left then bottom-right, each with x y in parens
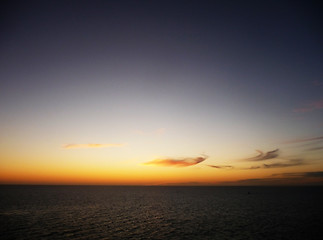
top-left (144, 155), bottom-right (208, 167)
top-left (245, 149), bottom-right (279, 161)
top-left (219, 171), bottom-right (323, 186)
top-left (63, 143), bottom-right (125, 149)
top-left (272, 171), bottom-right (323, 178)
top-left (207, 165), bottom-right (234, 169)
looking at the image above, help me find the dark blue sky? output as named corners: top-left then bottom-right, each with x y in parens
top-left (1, 0), bottom-right (321, 105)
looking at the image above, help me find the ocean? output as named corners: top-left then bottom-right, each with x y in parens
top-left (0, 186), bottom-right (322, 239)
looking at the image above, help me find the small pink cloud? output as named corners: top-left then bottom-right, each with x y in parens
top-left (293, 100), bottom-right (323, 113)
top-left (312, 81), bottom-right (323, 86)
top-left (144, 155), bottom-right (208, 167)
top-left (153, 128), bottom-right (166, 136)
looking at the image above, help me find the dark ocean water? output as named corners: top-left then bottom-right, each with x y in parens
top-left (0, 186), bottom-right (322, 240)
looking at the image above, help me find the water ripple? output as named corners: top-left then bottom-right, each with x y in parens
top-left (0, 186), bottom-right (322, 239)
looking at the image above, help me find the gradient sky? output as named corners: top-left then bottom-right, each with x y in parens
top-left (1, 0), bottom-right (322, 185)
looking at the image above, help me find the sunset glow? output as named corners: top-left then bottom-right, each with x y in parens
top-left (1, 0), bottom-right (322, 186)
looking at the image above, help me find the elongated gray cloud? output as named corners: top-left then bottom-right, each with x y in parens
top-left (245, 166), bottom-right (261, 170)
top-left (306, 146), bottom-right (323, 151)
top-left (245, 159), bottom-right (304, 170)
top-left (245, 149), bottom-right (279, 161)
top-left (63, 143), bottom-right (125, 149)
top-left (207, 165), bottom-right (234, 169)
top-left (144, 155), bottom-right (208, 167)
top-left (282, 136), bottom-right (323, 153)
top-left (263, 159), bottom-right (304, 168)
top-left (283, 136), bottom-right (323, 144)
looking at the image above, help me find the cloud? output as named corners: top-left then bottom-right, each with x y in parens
top-left (220, 178), bottom-right (290, 186)
top-left (207, 165), bottom-right (234, 169)
top-left (293, 100), bottom-right (323, 113)
top-left (312, 81), bottom-right (323, 86)
top-left (161, 181), bottom-right (204, 186)
top-left (245, 159), bottom-right (304, 170)
top-left (243, 166), bottom-right (261, 170)
top-left (133, 130), bottom-right (145, 135)
top-left (217, 177), bottom-right (292, 186)
top-left (154, 128), bottom-right (166, 136)
top-left (245, 149), bottom-right (279, 161)
top-left (218, 171), bottom-right (323, 186)
top-left (144, 155), bottom-right (208, 167)
top-left (283, 136), bottom-right (323, 144)
top-left (263, 159), bottom-right (304, 168)
top-left (306, 146), bottom-right (323, 151)
top-left (305, 171), bottom-right (323, 177)
top-left (63, 143), bottom-right (125, 149)
top-left (272, 171), bottom-right (323, 178)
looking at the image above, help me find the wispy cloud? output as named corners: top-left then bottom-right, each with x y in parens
top-left (283, 136), bottom-right (323, 144)
top-left (63, 143), bottom-right (125, 149)
top-left (244, 149), bottom-right (279, 161)
top-left (245, 159), bottom-right (304, 170)
top-left (293, 100), bottom-right (323, 113)
top-left (263, 159), bottom-right (304, 168)
top-left (244, 166), bottom-right (261, 170)
top-left (207, 165), bottom-right (234, 169)
top-left (144, 155), bottom-right (208, 167)
top-left (306, 146), bottom-right (323, 151)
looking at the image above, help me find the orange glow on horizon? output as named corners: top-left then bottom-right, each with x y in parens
top-left (2, 161), bottom-right (319, 186)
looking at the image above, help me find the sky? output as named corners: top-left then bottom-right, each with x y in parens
top-left (1, 0), bottom-right (322, 185)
